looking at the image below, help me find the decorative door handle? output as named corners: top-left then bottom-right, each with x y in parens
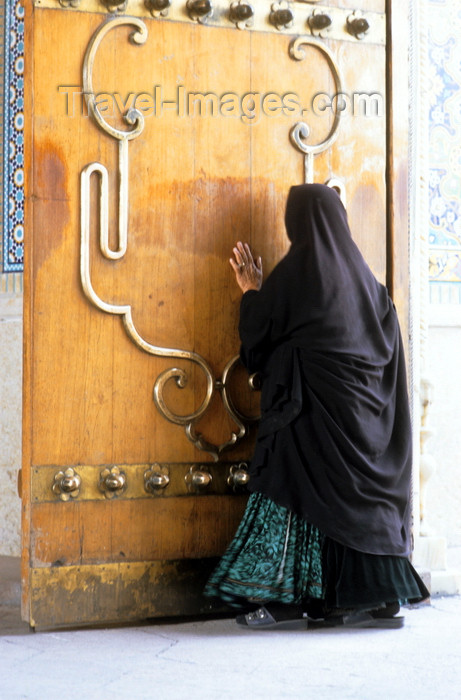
top-left (52, 468), bottom-right (81, 501)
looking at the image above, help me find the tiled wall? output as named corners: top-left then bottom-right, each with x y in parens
top-left (426, 0), bottom-right (461, 547)
top-left (2, 0), bottom-right (24, 274)
top-left (428, 0), bottom-right (461, 303)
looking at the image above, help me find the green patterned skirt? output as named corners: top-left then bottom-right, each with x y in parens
top-left (204, 492), bottom-right (429, 611)
top-left (204, 492), bottom-right (325, 607)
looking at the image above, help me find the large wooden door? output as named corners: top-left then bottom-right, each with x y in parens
top-left (22, 0), bottom-right (408, 627)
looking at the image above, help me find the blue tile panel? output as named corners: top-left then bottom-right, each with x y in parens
top-left (428, 0), bottom-right (461, 300)
top-left (2, 0), bottom-right (24, 273)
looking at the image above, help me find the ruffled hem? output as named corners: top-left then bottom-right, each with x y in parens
top-left (204, 492), bottom-right (430, 611)
top-left (323, 538), bottom-right (429, 610)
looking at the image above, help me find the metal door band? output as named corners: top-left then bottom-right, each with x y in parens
top-left (38, 1), bottom-right (386, 47)
top-left (80, 16), bottom-right (344, 459)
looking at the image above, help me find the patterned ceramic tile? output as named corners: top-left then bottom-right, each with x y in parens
top-left (2, 0), bottom-right (24, 273)
top-left (428, 0), bottom-right (461, 300)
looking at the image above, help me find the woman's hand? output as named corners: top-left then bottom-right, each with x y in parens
top-left (230, 241), bottom-right (263, 294)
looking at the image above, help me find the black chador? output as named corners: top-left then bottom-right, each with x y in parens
top-left (240, 184), bottom-right (412, 556)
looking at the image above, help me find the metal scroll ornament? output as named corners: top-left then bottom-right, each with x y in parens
top-left (288, 35), bottom-right (346, 204)
top-left (80, 17), bottom-right (258, 461)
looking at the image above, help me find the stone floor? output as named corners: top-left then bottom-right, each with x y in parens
top-left (1, 598), bottom-right (461, 699)
top-left (1, 556), bottom-right (461, 699)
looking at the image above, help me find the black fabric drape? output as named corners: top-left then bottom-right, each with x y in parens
top-left (239, 184), bottom-right (412, 556)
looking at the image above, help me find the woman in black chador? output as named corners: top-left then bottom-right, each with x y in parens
top-left (205, 183), bottom-right (429, 629)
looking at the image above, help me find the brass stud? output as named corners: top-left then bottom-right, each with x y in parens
top-left (144, 464), bottom-right (170, 493)
top-left (270, 1), bottom-right (294, 31)
top-left (227, 463), bottom-right (250, 491)
top-left (52, 468), bottom-right (81, 502)
top-left (58, 0), bottom-right (81, 8)
top-left (308, 10), bottom-right (332, 37)
top-left (145, 0), bottom-right (171, 17)
top-left (229, 1), bottom-right (254, 30)
top-left (186, 0), bottom-right (213, 23)
top-left (99, 466), bottom-right (127, 499)
top-left (185, 465), bottom-right (213, 492)
top-left (99, 0), bottom-right (128, 12)
top-left (346, 11), bottom-right (370, 40)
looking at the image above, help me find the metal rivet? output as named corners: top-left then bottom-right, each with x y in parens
top-left (99, 0), bottom-right (128, 12)
top-left (229, 1), bottom-right (254, 29)
top-left (185, 466), bottom-right (213, 492)
top-left (99, 466), bottom-right (126, 499)
top-left (145, 0), bottom-right (171, 17)
top-left (52, 468), bottom-right (81, 501)
top-left (347, 11), bottom-right (370, 39)
top-left (308, 10), bottom-right (332, 37)
top-left (144, 465), bottom-right (170, 493)
top-left (270, 1), bottom-right (294, 31)
top-left (187, 0), bottom-right (213, 22)
top-left (227, 463), bottom-right (250, 491)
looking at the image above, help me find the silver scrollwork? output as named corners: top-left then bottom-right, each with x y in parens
top-left (80, 17), bottom-right (258, 461)
top-left (153, 354), bottom-right (259, 459)
top-left (288, 36), bottom-right (345, 200)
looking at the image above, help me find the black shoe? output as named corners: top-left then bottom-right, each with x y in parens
top-left (313, 601), bottom-right (404, 629)
top-left (236, 603), bottom-right (306, 630)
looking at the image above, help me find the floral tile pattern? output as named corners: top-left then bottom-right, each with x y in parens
top-left (2, 0), bottom-right (24, 273)
top-left (428, 0), bottom-right (461, 301)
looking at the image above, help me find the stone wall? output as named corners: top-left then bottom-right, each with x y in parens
top-left (425, 305), bottom-right (461, 546)
top-left (0, 294), bottom-right (22, 556)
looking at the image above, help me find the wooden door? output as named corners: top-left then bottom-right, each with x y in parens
top-left (22, 0), bottom-right (408, 628)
